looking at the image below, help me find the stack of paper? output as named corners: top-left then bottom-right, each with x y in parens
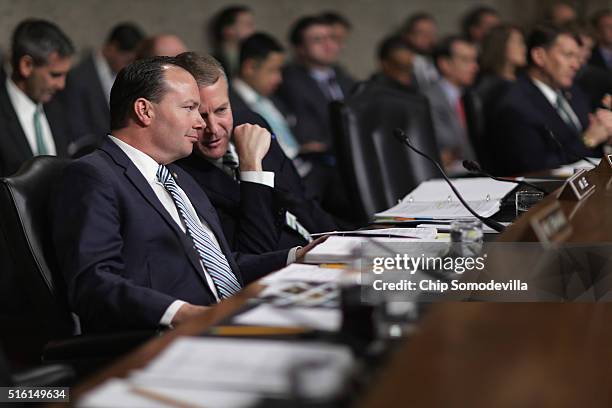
top-left (551, 158), bottom-right (599, 177)
top-left (233, 304), bottom-right (341, 331)
top-left (375, 177), bottom-right (518, 220)
top-left (261, 264), bottom-right (345, 284)
top-left (80, 338), bottom-right (354, 407)
top-left (311, 227), bottom-right (437, 239)
top-left (303, 236), bottom-right (422, 264)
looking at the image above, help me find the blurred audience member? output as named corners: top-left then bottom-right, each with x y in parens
top-left (277, 15), bottom-right (355, 223)
top-left (371, 34), bottom-right (416, 92)
top-left (137, 34), bottom-right (187, 58)
top-left (0, 19), bottom-right (74, 176)
top-left (231, 32), bottom-right (300, 160)
top-left (490, 25), bottom-right (612, 176)
top-left (208, 5), bottom-right (255, 78)
top-left (461, 6), bottom-right (501, 45)
top-left (400, 12), bottom-right (439, 89)
top-left (278, 15), bottom-right (354, 153)
top-left (589, 9), bottom-right (612, 71)
top-left (320, 11), bottom-right (352, 52)
top-left (62, 23), bottom-right (144, 143)
top-left (547, 2), bottom-right (578, 27)
top-left (476, 25), bottom-right (526, 169)
top-left (572, 23), bottom-right (612, 110)
top-left (425, 36), bottom-right (479, 173)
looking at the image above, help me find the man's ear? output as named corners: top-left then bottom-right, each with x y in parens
top-left (531, 47), bottom-right (546, 67)
top-left (241, 58), bottom-right (258, 78)
top-left (133, 98), bottom-right (154, 126)
top-left (17, 55), bottom-right (35, 79)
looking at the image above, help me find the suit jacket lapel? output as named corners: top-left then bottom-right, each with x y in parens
top-left (0, 83), bottom-right (33, 158)
top-left (99, 139), bottom-right (209, 284)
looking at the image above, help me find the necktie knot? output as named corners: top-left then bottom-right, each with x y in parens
top-left (156, 164), bottom-right (173, 185)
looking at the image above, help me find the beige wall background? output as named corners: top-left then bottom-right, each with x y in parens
top-left (0, 0), bottom-right (609, 79)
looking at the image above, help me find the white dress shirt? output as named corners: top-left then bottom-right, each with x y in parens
top-left (232, 79), bottom-right (300, 159)
top-left (6, 78), bottom-right (56, 156)
top-left (93, 52), bottom-right (115, 105)
top-left (109, 135), bottom-right (224, 326)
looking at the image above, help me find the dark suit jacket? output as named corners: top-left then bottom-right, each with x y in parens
top-left (588, 46), bottom-right (611, 71)
top-left (0, 81), bottom-right (71, 177)
top-left (575, 64), bottom-right (612, 111)
top-left (488, 75), bottom-right (599, 176)
top-left (61, 54), bottom-right (110, 141)
top-left (178, 109), bottom-right (337, 253)
top-left (52, 137), bottom-right (288, 333)
top-left (276, 64), bottom-right (354, 146)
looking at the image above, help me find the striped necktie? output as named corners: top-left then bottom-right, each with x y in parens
top-left (156, 165), bottom-right (241, 299)
top-left (555, 92), bottom-right (582, 135)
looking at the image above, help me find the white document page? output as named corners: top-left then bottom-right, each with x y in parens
top-left (233, 304), bottom-right (341, 331)
top-left (131, 338), bottom-right (354, 399)
top-left (79, 378), bottom-right (258, 408)
top-left (261, 264), bottom-right (345, 284)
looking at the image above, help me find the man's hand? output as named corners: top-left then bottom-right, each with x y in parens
top-left (233, 124), bottom-right (272, 171)
top-left (584, 109), bottom-right (612, 147)
top-left (171, 303), bottom-right (210, 327)
top-left (296, 235), bottom-right (329, 262)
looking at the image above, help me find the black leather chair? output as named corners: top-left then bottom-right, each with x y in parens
top-left (330, 83), bottom-right (440, 224)
top-left (0, 157), bottom-right (154, 376)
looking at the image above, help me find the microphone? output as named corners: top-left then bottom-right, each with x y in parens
top-left (393, 129), bottom-right (505, 233)
top-left (544, 127), bottom-right (598, 167)
top-left (462, 160), bottom-right (548, 194)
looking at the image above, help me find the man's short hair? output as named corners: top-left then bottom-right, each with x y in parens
top-left (526, 24), bottom-right (578, 66)
top-left (401, 12), bottom-right (435, 35)
top-left (288, 15), bottom-right (330, 47)
top-left (209, 5), bottom-right (251, 49)
top-left (11, 19), bottom-right (74, 71)
top-left (175, 52), bottom-right (227, 88)
top-left (432, 35), bottom-right (472, 69)
top-left (377, 35), bottom-right (413, 61)
top-left (110, 56), bottom-right (182, 130)
top-left (239, 32), bottom-right (284, 68)
top-left (461, 6), bottom-right (499, 39)
top-left (106, 22), bottom-right (145, 52)
top-left (319, 11), bottom-right (352, 30)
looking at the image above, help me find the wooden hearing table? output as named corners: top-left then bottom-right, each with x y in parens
top-left (54, 165), bottom-right (612, 407)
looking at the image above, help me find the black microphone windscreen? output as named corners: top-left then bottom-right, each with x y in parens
top-left (462, 160), bottom-right (482, 173)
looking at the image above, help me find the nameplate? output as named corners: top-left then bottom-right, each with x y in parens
top-left (556, 169), bottom-right (595, 201)
top-left (594, 154), bottom-right (612, 175)
top-left (529, 202), bottom-right (572, 245)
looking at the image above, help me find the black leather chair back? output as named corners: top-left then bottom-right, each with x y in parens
top-left (0, 157), bottom-right (75, 343)
top-left (330, 83), bottom-right (440, 223)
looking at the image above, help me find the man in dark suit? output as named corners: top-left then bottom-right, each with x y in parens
top-left (277, 15), bottom-right (354, 152)
top-left (276, 16), bottom-right (355, 219)
top-left (53, 57), bottom-right (310, 333)
top-left (175, 52), bottom-right (337, 254)
top-left (61, 23), bottom-right (144, 143)
top-left (0, 19), bottom-right (74, 177)
top-left (588, 9), bottom-right (612, 71)
top-left (229, 32), bottom-right (300, 161)
top-left (489, 25), bottom-right (612, 176)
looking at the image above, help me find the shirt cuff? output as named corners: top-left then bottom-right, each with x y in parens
top-left (240, 171), bottom-right (275, 188)
top-left (286, 246), bottom-right (302, 265)
top-left (159, 299), bottom-right (186, 327)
